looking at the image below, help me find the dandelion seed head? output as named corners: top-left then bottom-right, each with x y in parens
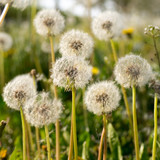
top-left (0, 32), bottom-right (12, 51)
top-left (85, 81), bottom-right (121, 115)
top-left (59, 30), bottom-right (94, 58)
top-left (24, 92), bottom-right (63, 127)
top-left (3, 74), bottom-right (36, 110)
top-left (51, 56), bottom-right (92, 90)
top-left (0, 0), bottom-right (30, 10)
top-left (34, 9), bottom-right (65, 37)
top-left (114, 54), bottom-right (153, 88)
top-left (92, 11), bottom-right (123, 41)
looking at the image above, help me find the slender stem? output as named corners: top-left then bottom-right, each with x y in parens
top-left (152, 93), bottom-right (158, 160)
top-left (45, 125), bottom-right (51, 160)
top-left (36, 127), bottom-right (41, 160)
top-left (68, 118), bottom-right (73, 160)
top-left (121, 86), bottom-right (133, 131)
top-left (103, 115), bottom-right (107, 160)
top-left (98, 128), bottom-right (105, 160)
top-left (132, 85), bottom-right (140, 160)
top-left (72, 86), bottom-right (78, 160)
top-left (26, 122), bottom-right (34, 152)
top-left (49, 35), bottom-right (60, 160)
top-left (0, 3), bottom-right (10, 26)
top-left (20, 106), bottom-right (26, 160)
top-left (110, 39), bottom-right (118, 62)
top-left (110, 39), bottom-right (132, 132)
top-left (25, 121), bottom-right (30, 160)
top-left (152, 36), bottom-right (160, 69)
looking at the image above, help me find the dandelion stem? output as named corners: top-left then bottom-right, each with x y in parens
top-left (110, 39), bottom-right (132, 132)
top-left (132, 85), bottom-right (140, 160)
top-left (68, 118), bottom-right (73, 160)
top-left (0, 3), bottom-right (10, 26)
top-left (45, 125), bottom-right (51, 160)
top-left (20, 106), bottom-right (26, 160)
top-left (152, 93), bottom-right (158, 160)
top-left (98, 128), bottom-right (105, 160)
top-left (72, 86), bottom-right (78, 160)
top-left (36, 127), bottom-right (41, 160)
top-left (26, 122), bottom-right (34, 152)
top-left (25, 121), bottom-right (30, 160)
top-left (152, 36), bottom-right (160, 69)
top-left (49, 35), bottom-right (60, 160)
top-left (103, 115), bottom-right (107, 160)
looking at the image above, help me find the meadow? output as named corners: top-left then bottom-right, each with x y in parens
top-left (0, 1), bottom-right (160, 160)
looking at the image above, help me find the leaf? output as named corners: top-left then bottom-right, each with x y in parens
top-left (108, 123), bottom-right (123, 160)
top-left (9, 136), bottom-right (22, 160)
top-left (139, 143), bottom-right (149, 160)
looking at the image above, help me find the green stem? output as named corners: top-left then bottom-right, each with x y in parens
top-left (0, 51), bottom-right (5, 92)
top-left (0, 3), bottom-right (10, 26)
top-left (36, 127), bottom-right (41, 160)
top-left (72, 86), bottom-right (78, 160)
top-left (98, 128), bottom-right (105, 160)
top-left (45, 125), bottom-right (51, 160)
top-left (20, 106), bottom-right (26, 160)
top-left (132, 85), bottom-right (140, 160)
top-left (110, 39), bottom-right (132, 132)
top-left (68, 117), bottom-right (73, 160)
top-left (152, 93), bottom-right (158, 160)
top-left (103, 115), bottom-right (107, 160)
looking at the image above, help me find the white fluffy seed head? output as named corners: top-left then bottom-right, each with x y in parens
top-left (51, 56), bottom-right (92, 90)
top-left (114, 54), bottom-right (153, 88)
top-left (0, 32), bottom-right (13, 51)
top-left (0, 0), bottom-right (30, 10)
top-left (24, 92), bottom-right (63, 127)
top-left (92, 11), bottom-right (123, 41)
top-left (85, 81), bottom-right (121, 115)
top-left (59, 29), bottom-right (94, 58)
top-left (3, 74), bottom-right (36, 110)
top-left (34, 9), bottom-right (65, 37)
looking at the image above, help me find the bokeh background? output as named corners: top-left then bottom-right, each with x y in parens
top-left (0, 0), bottom-right (160, 159)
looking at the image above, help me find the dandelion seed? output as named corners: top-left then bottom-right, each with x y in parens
top-left (0, 0), bottom-right (30, 10)
top-left (114, 54), bottom-right (153, 88)
top-left (0, 32), bottom-right (12, 51)
top-left (3, 74), bottom-right (36, 110)
top-left (59, 29), bottom-right (94, 58)
top-left (92, 11), bottom-right (123, 41)
top-left (24, 92), bottom-right (63, 127)
top-left (51, 56), bottom-right (92, 90)
top-left (85, 81), bottom-right (121, 115)
top-left (34, 9), bottom-right (65, 37)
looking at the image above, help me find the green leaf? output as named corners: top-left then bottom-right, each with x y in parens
top-left (108, 123), bottom-right (123, 160)
top-left (9, 136), bottom-right (22, 160)
top-left (140, 143), bottom-right (149, 160)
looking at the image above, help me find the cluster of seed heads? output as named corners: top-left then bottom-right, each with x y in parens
top-left (144, 25), bottom-right (160, 37)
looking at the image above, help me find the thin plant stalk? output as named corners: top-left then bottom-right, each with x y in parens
top-left (72, 86), bottom-right (78, 160)
top-left (32, 71), bottom-right (41, 159)
top-left (110, 39), bottom-right (132, 131)
top-left (68, 118), bottom-right (73, 160)
top-left (132, 85), bottom-right (140, 160)
top-left (45, 125), bottom-right (51, 160)
top-left (0, 3), bottom-right (10, 26)
top-left (98, 128), bottom-right (105, 160)
top-left (152, 93), bottom-right (158, 160)
top-left (49, 35), bottom-right (60, 160)
top-left (20, 106), bottom-right (26, 160)
top-left (25, 120), bottom-right (30, 160)
top-left (26, 122), bottom-right (34, 152)
top-left (36, 127), bottom-right (41, 160)
top-left (0, 51), bottom-right (5, 92)
top-left (103, 115), bottom-right (107, 160)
